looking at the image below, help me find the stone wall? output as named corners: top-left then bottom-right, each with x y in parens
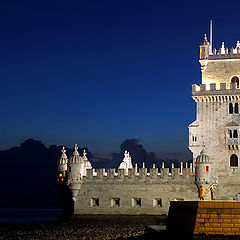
top-left (167, 201), bottom-right (240, 236)
top-left (74, 168), bottom-right (197, 215)
top-left (189, 53), bottom-right (240, 201)
top-left (201, 60), bottom-right (240, 85)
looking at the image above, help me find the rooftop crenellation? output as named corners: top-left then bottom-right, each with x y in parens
top-left (203, 40), bottom-right (240, 60)
top-left (66, 163), bottom-right (194, 182)
top-left (209, 41), bottom-right (240, 60)
top-left (192, 83), bottom-right (240, 101)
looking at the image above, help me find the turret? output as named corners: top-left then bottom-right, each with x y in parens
top-left (195, 148), bottom-right (211, 186)
top-left (66, 144), bottom-right (84, 201)
top-left (56, 146), bottom-right (68, 182)
top-left (67, 144), bottom-right (84, 181)
top-left (82, 149), bottom-right (92, 176)
top-left (199, 34), bottom-right (210, 60)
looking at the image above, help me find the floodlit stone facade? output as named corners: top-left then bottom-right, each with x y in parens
top-left (189, 36), bottom-right (240, 201)
top-left (57, 33), bottom-right (240, 216)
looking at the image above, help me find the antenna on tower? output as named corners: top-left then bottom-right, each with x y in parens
top-left (210, 20), bottom-right (213, 54)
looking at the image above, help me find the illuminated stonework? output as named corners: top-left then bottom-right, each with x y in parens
top-left (189, 35), bottom-right (240, 200)
top-left (56, 32), bottom-right (240, 217)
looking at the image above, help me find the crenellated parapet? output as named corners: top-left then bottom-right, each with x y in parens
top-left (83, 163), bottom-right (194, 183)
top-left (192, 83), bottom-right (240, 102)
top-left (200, 40), bottom-right (240, 61)
top-left (208, 41), bottom-right (240, 60)
top-left (199, 38), bottom-right (240, 72)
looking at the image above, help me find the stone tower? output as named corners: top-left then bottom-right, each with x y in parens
top-left (189, 33), bottom-right (240, 200)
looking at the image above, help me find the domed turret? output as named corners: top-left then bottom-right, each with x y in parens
top-left (200, 34), bottom-right (210, 60)
top-left (66, 144), bottom-right (84, 201)
top-left (82, 149), bottom-right (92, 176)
top-left (57, 146), bottom-right (68, 182)
top-left (195, 148), bottom-right (212, 185)
top-left (196, 148), bottom-right (210, 163)
top-left (67, 144), bottom-right (84, 181)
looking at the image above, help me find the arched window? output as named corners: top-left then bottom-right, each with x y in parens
top-left (231, 76), bottom-right (239, 88)
top-left (233, 130), bottom-right (238, 138)
top-left (230, 154), bottom-right (238, 167)
top-left (228, 130), bottom-right (232, 138)
top-left (229, 103), bottom-right (233, 114)
top-left (235, 103), bottom-right (239, 114)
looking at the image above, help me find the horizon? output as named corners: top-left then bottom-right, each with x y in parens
top-left (0, 137), bottom-right (192, 162)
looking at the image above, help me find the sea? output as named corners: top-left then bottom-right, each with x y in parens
top-left (0, 208), bottom-right (62, 223)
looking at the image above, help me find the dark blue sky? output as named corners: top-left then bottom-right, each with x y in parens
top-left (1, 0), bottom-right (239, 158)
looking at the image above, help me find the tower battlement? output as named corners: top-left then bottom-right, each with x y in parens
top-left (82, 165), bottom-right (193, 181)
top-left (192, 83), bottom-right (240, 101)
top-left (207, 41), bottom-right (240, 60)
top-left (65, 164), bottom-right (194, 184)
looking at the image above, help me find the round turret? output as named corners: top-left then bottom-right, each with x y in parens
top-left (195, 149), bottom-right (211, 185)
top-left (82, 149), bottom-right (92, 175)
top-left (200, 34), bottom-right (210, 60)
top-left (56, 146), bottom-right (68, 182)
top-left (67, 144), bottom-right (84, 182)
top-left (196, 148), bottom-right (210, 163)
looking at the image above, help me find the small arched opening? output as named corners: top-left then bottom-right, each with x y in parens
top-left (233, 130), bottom-right (238, 138)
top-left (231, 76), bottom-right (239, 88)
top-left (229, 103), bottom-right (233, 114)
top-left (235, 103), bottom-right (239, 114)
top-left (230, 154), bottom-right (238, 167)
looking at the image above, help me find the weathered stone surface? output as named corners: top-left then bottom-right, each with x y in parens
top-left (167, 201), bottom-right (240, 235)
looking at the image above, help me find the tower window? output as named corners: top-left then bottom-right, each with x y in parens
top-left (69, 167), bottom-right (71, 172)
top-left (235, 103), bottom-right (239, 114)
top-left (230, 154), bottom-right (238, 167)
top-left (132, 198), bottom-right (141, 207)
top-left (233, 130), bottom-right (238, 138)
top-left (228, 130), bottom-right (233, 138)
top-left (229, 103), bottom-right (233, 114)
top-left (204, 166), bottom-right (209, 172)
top-left (231, 76), bottom-right (239, 88)
top-left (153, 198), bottom-right (162, 207)
top-left (192, 135), bottom-right (197, 142)
top-left (111, 198), bottom-right (120, 207)
top-left (91, 198), bottom-right (100, 207)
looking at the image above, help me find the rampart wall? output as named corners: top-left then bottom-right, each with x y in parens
top-left (74, 167), bottom-right (197, 215)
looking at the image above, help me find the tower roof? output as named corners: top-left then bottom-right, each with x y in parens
top-left (196, 148), bottom-right (210, 163)
top-left (200, 34), bottom-right (209, 46)
top-left (57, 146), bottom-right (68, 165)
top-left (68, 144), bottom-right (84, 164)
top-left (82, 149), bottom-right (92, 168)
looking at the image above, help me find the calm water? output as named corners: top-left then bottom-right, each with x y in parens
top-left (0, 208), bottom-right (62, 223)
